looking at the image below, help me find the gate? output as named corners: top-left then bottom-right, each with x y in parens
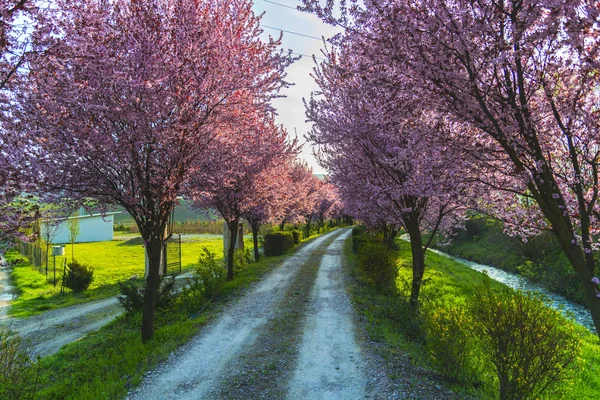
top-left (164, 234), bottom-right (182, 275)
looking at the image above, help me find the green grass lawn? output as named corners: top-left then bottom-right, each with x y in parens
top-left (346, 237), bottom-right (600, 399)
top-left (6, 235), bottom-right (253, 318)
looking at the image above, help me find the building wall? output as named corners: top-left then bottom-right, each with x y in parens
top-left (42, 214), bottom-right (115, 244)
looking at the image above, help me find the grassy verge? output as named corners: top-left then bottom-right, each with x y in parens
top-left (16, 230), bottom-right (337, 399)
top-left (4, 237), bottom-right (246, 317)
top-left (344, 237), bottom-right (600, 399)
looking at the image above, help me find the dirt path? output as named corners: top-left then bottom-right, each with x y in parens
top-left (287, 229), bottom-right (366, 399)
top-left (128, 229), bottom-right (355, 400)
top-left (0, 273), bottom-right (191, 358)
top-left (2, 296), bottom-right (123, 358)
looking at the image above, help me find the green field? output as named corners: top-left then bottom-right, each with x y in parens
top-left (6, 234), bottom-right (253, 317)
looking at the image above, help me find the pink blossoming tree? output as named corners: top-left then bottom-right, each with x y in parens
top-left (16, 0), bottom-right (291, 342)
top-left (0, 0), bottom-right (39, 242)
top-left (306, 39), bottom-right (475, 308)
top-left (305, 0), bottom-right (600, 333)
top-left (187, 114), bottom-right (297, 280)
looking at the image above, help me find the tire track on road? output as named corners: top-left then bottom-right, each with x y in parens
top-left (287, 229), bottom-right (367, 399)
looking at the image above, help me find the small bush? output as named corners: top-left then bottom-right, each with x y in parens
top-left (117, 275), bottom-right (176, 314)
top-left (117, 279), bottom-right (144, 313)
top-left (179, 275), bottom-right (204, 315)
top-left (196, 247), bottom-right (226, 299)
top-left (179, 248), bottom-right (227, 315)
top-left (64, 260), bottom-right (94, 293)
top-left (264, 232), bottom-right (295, 256)
top-left (0, 328), bottom-right (39, 400)
top-left (424, 303), bottom-right (480, 384)
top-left (291, 230), bottom-right (303, 245)
top-left (233, 248), bottom-right (249, 272)
top-left (357, 239), bottom-right (397, 293)
top-left (352, 226), bottom-right (365, 237)
top-left (471, 277), bottom-right (582, 400)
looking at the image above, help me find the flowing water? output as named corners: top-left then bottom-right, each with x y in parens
top-left (427, 246), bottom-right (595, 333)
top-left (0, 259), bottom-right (16, 319)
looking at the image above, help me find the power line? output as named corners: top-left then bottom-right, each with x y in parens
top-left (291, 52), bottom-right (326, 61)
top-left (262, 0), bottom-right (305, 12)
top-left (261, 24), bottom-right (323, 41)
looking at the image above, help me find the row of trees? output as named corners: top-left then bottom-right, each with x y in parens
top-left (303, 0), bottom-right (600, 336)
top-left (0, 0), bottom-right (340, 342)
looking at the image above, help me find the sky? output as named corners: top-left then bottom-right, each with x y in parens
top-left (250, 0), bottom-right (342, 174)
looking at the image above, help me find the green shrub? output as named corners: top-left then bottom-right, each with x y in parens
top-left (291, 230), bottom-right (303, 245)
top-left (424, 303), bottom-right (480, 384)
top-left (352, 228), bottom-right (371, 253)
top-left (116, 279), bottom-right (144, 313)
top-left (64, 260), bottom-right (94, 293)
top-left (264, 232), bottom-right (295, 256)
top-left (352, 225), bottom-right (365, 237)
top-left (0, 328), bottom-right (39, 400)
top-left (117, 275), bottom-right (176, 314)
top-left (233, 248), bottom-right (249, 272)
top-left (178, 249), bottom-right (227, 315)
top-left (357, 239), bottom-right (397, 293)
top-left (471, 277), bottom-right (581, 400)
top-left (179, 275), bottom-right (204, 315)
top-left (196, 247), bottom-right (226, 299)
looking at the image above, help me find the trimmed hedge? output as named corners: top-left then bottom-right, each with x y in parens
top-left (264, 232), bottom-right (295, 256)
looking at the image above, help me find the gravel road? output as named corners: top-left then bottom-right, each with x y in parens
top-left (1, 296), bottom-right (123, 358)
top-left (287, 229), bottom-right (366, 399)
top-left (128, 229), bottom-right (349, 400)
top-left (2, 229), bottom-right (459, 398)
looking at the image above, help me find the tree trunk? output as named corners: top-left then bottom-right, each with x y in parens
top-left (226, 219), bottom-right (239, 281)
top-left (251, 221), bottom-right (260, 262)
top-left (382, 225), bottom-right (390, 248)
top-left (553, 224), bottom-right (600, 335)
top-left (406, 220), bottom-right (425, 311)
top-left (279, 220), bottom-right (285, 231)
top-left (305, 218), bottom-right (311, 239)
top-left (529, 170), bottom-right (600, 336)
top-left (141, 236), bottom-right (162, 343)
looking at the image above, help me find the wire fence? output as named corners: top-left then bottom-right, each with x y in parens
top-left (18, 240), bottom-right (48, 271)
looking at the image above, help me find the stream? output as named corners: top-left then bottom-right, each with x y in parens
top-left (426, 246), bottom-right (595, 334)
top-left (0, 257), bottom-right (17, 320)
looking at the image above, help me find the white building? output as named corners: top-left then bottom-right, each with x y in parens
top-left (41, 212), bottom-right (120, 244)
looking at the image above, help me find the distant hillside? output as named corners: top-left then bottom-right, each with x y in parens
top-left (111, 200), bottom-right (216, 224)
